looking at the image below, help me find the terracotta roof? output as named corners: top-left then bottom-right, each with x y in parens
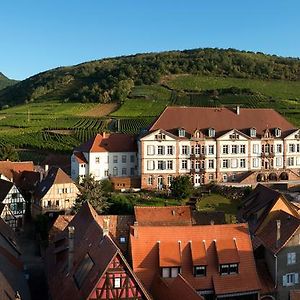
top-left (190, 241), bottom-right (207, 265)
top-left (15, 170), bottom-right (40, 194)
top-left (46, 202), bottom-right (151, 300)
top-left (151, 274), bottom-right (204, 300)
top-left (130, 223), bottom-right (260, 296)
top-left (215, 239), bottom-right (239, 265)
top-left (150, 106), bottom-right (295, 137)
top-left (290, 290), bottom-right (300, 300)
top-left (48, 215), bottom-right (74, 241)
top-left (0, 160), bottom-right (34, 181)
top-left (238, 184), bottom-right (298, 233)
top-left (0, 179), bottom-right (14, 202)
top-left (76, 133), bottom-right (137, 153)
top-left (34, 167), bottom-right (76, 201)
top-left (73, 152), bottom-right (87, 164)
top-left (159, 242), bottom-right (182, 267)
top-left (134, 206), bottom-right (192, 226)
top-left (255, 210), bottom-right (300, 254)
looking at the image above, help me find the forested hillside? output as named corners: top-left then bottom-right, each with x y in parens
top-left (1, 48), bottom-right (300, 108)
top-left (0, 72), bottom-right (17, 91)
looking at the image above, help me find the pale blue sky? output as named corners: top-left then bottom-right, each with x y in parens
top-left (1, 0), bottom-right (299, 80)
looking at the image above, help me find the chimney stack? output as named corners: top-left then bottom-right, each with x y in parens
top-left (103, 132), bottom-right (106, 138)
top-left (210, 220), bottom-right (215, 225)
top-left (68, 226), bottom-right (75, 273)
top-left (133, 221), bottom-right (138, 238)
top-left (276, 220), bottom-right (281, 248)
top-left (103, 217), bottom-right (110, 236)
top-left (236, 105), bottom-right (240, 115)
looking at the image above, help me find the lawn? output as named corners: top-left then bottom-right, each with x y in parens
top-left (196, 193), bottom-right (239, 223)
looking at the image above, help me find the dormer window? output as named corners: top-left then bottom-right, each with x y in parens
top-left (155, 133), bottom-right (166, 140)
top-left (208, 128), bottom-right (215, 138)
top-left (194, 265), bottom-right (206, 277)
top-left (250, 128), bottom-right (256, 138)
top-left (178, 128), bottom-right (185, 137)
top-left (161, 267), bottom-right (181, 278)
top-left (275, 128), bottom-right (281, 137)
top-left (219, 263), bottom-right (238, 275)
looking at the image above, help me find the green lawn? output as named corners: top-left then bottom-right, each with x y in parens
top-left (196, 193), bottom-right (239, 223)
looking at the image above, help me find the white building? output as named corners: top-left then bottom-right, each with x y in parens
top-left (139, 106), bottom-right (300, 189)
top-left (71, 133), bottom-right (138, 182)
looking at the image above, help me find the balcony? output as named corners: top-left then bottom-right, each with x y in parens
top-left (261, 152), bottom-right (275, 158)
top-left (190, 168), bottom-right (205, 174)
top-left (190, 153), bottom-right (205, 160)
top-left (42, 205), bottom-right (66, 212)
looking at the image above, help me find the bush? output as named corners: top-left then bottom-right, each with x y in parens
top-left (170, 175), bottom-right (194, 199)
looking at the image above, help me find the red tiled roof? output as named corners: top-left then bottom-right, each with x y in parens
top-left (255, 210), bottom-right (300, 254)
top-left (159, 242), bottom-right (181, 267)
top-left (134, 206), bottom-right (192, 226)
top-left (0, 160), bottom-right (34, 181)
top-left (215, 239), bottom-right (240, 264)
top-left (73, 152), bottom-right (87, 164)
top-left (48, 215), bottom-right (74, 241)
top-left (130, 223), bottom-right (260, 296)
top-left (76, 133), bottom-right (137, 153)
top-left (151, 275), bottom-right (204, 300)
top-left (150, 107), bottom-right (295, 136)
top-left (190, 241), bottom-right (207, 266)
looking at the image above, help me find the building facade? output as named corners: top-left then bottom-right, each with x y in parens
top-left (139, 107), bottom-right (300, 189)
top-left (71, 133), bottom-right (138, 182)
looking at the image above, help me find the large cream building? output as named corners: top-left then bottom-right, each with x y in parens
top-left (139, 106), bottom-right (300, 189)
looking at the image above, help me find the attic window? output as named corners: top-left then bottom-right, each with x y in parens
top-left (250, 128), bottom-right (256, 138)
top-left (220, 263), bottom-right (238, 275)
top-left (155, 133), bottom-right (166, 140)
top-left (73, 253), bottom-right (94, 289)
top-left (229, 133), bottom-right (239, 140)
top-left (119, 236), bottom-right (126, 244)
top-left (178, 129), bottom-right (185, 137)
top-left (161, 267), bottom-right (181, 278)
top-left (275, 128), bottom-right (281, 137)
top-left (208, 128), bottom-right (215, 138)
top-left (194, 265), bottom-right (206, 277)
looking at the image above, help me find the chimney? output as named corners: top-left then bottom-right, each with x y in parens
top-left (103, 132), bottom-right (106, 138)
top-left (210, 220), bottom-right (215, 225)
top-left (276, 220), bottom-right (281, 248)
top-left (68, 226), bottom-right (75, 273)
top-left (45, 164), bottom-right (49, 173)
top-left (236, 105), bottom-right (240, 115)
top-left (133, 221), bottom-right (138, 238)
top-left (103, 217), bottom-right (110, 236)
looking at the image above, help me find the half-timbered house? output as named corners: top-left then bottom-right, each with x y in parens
top-left (46, 202), bottom-right (151, 300)
top-left (0, 179), bottom-right (26, 229)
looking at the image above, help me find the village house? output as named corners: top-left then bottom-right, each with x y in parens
top-left (0, 160), bottom-right (34, 182)
top-left (0, 218), bottom-right (31, 299)
top-left (0, 179), bottom-right (26, 229)
top-left (32, 167), bottom-right (78, 216)
top-left (71, 133), bottom-right (138, 186)
top-left (130, 222), bottom-right (261, 299)
top-left (46, 202), bottom-right (151, 300)
top-left (139, 106), bottom-right (300, 189)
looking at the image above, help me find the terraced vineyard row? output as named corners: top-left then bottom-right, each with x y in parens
top-left (116, 118), bottom-right (154, 134)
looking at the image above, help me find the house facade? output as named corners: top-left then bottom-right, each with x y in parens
top-left (139, 106), bottom-right (300, 189)
top-left (0, 179), bottom-right (26, 229)
top-left (71, 133), bottom-right (138, 182)
top-left (32, 167), bottom-right (78, 216)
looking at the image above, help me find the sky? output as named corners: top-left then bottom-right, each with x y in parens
top-left (1, 0), bottom-right (300, 80)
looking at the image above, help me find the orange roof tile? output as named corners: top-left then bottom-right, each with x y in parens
top-left (215, 239), bottom-right (239, 264)
top-left (150, 106), bottom-right (295, 137)
top-left (159, 242), bottom-right (182, 267)
top-left (0, 160), bottom-right (34, 181)
top-left (130, 223), bottom-right (260, 296)
top-left (76, 133), bottom-right (137, 153)
top-left (190, 241), bottom-right (207, 265)
top-left (73, 152), bottom-right (87, 164)
top-left (134, 206), bottom-right (192, 226)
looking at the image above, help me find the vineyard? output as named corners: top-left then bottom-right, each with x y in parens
top-left (112, 118), bottom-right (154, 134)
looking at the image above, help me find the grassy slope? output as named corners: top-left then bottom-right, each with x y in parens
top-left (0, 72), bottom-right (17, 90)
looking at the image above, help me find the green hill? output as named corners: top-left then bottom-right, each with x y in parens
top-left (0, 72), bottom-right (17, 91)
top-left (1, 48), bottom-right (300, 109)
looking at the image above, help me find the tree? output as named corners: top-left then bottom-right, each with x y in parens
top-left (0, 145), bottom-right (19, 161)
top-left (170, 175), bottom-right (193, 199)
top-left (73, 175), bottom-right (109, 214)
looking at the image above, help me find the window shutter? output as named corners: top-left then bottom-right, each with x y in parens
top-left (282, 275), bottom-right (287, 286)
top-left (162, 146), bottom-right (165, 155)
top-left (163, 161), bottom-right (166, 170)
top-left (295, 273), bottom-right (299, 284)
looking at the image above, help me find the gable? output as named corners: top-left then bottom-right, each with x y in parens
top-left (140, 129), bottom-right (177, 142)
top-left (284, 129), bottom-right (300, 140)
top-left (217, 129), bottom-right (249, 141)
top-left (88, 254), bottom-right (149, 300)
top-left (257, 197), bottom-right (299, 234)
